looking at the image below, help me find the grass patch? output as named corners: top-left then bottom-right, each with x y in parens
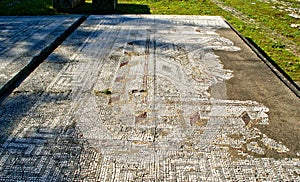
top-left (94, 88), bottom-right (112, 96)
top-left (0, 0), bottom-right (56, 15)
top-left (0, 0), bottom-right (299, 81)
top-left (219, 0), bottom-right (300, 81)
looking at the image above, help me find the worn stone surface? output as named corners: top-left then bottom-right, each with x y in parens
top-left (0, 15), bottom-right (299, 181)
top-left (0, 16), bottom-right (82, 89)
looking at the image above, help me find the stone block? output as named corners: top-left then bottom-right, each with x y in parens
top-left (53, 0), bottom-right (85, 10)
top-left (93, 0), bottom-right (117, 12)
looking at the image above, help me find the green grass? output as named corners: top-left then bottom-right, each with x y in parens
top-left (0, 0), bottom-right (56, 15)
top-left (119, 0), bottom-right (224, 15)
top-left (0, 0), bottom-right (299, 82)
top-left (219, 0), bottom-right (300, 81)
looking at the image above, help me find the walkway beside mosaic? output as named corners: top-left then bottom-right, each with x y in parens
top-left (0, 16), bottom-right (82, 89)
top-left (0, 15), bottom-right (299, 181)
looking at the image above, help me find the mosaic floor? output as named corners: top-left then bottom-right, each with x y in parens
top-left (0, 15), bottom-right (299, 181)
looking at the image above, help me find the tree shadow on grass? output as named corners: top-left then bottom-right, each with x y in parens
top-left (116, 3), bottom-right (151, 14)
top-left (61, 3), bottom-right (151, 15)
top-left (0, 0), bottom-right (150, 15)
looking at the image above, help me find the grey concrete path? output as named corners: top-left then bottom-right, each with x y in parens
top-left (0, 15), bottom-right (299, 181)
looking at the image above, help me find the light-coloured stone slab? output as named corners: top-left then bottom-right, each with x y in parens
top-left (0, 15), bottom-right (299, 181)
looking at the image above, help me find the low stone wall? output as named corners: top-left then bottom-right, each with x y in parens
top-left (53, 0), bottom-right (85, 10)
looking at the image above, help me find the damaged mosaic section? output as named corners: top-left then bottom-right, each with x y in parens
top-left (0, 15), bottom-right (298, 181)
top-left (91, 16), bottom-right (274, 159)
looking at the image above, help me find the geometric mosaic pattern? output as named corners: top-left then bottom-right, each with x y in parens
top-left (0, 16), bottom-right (81, 88)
